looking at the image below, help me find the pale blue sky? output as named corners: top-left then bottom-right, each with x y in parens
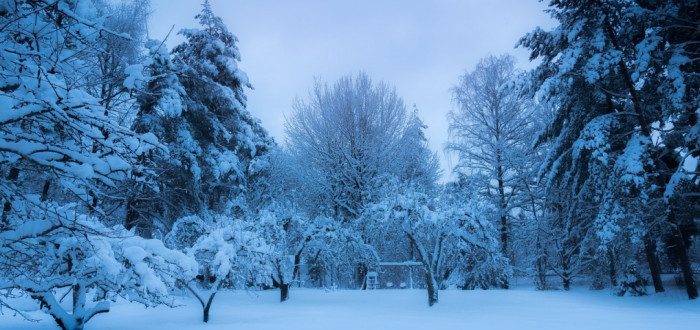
top-left (148, 0), bottom-right (555, 181)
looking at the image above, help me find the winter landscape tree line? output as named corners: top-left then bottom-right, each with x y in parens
top-left (0, 0), bottom-right (697, 329)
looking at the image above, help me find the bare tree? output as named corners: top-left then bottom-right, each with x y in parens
top-left (285, 73), bottom-right (440, 288)
top-left (447, 54), bottom-right (533, 288)
top-left (286, 73), bottom-right (411, 222)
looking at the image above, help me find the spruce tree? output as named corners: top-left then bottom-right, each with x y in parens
top-left (130, 1), bottom-right (273, 235)
top-left (519, 0), bottom-right (698, 298)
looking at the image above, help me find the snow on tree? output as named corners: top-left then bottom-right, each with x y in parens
top-left (86, 0), bottom-right (150, 114)
top-left (163, 215), bottom-right (210, 251)
top-left (262, 145), bottom-right (388, 294)
top-left (129, 39), bottom-right (194, 235)
top-left (173, 216), bottom-right (273, 323)
top-left (136, 3), bottom-right (279, 317)
top-left (286, 73), bottom-right (415, 222)
top-left (160, 0), bottom-right (274, 221)
top-left (298, 214), bottom-right (378, 289)
top-left (395, 110), bottom-right (441, 191)
top-left (255, 206), bottom-right (312, 302)
top-left (285, 73), bottom-right (440, 287)
top-left (367, 182), bottom-right (506, 306)
top-left (0, 0), bottom-right (159, 223)
top-left (70, 0), bottom-right (152, 229)
top-left (443, 182), bottom-right (513, 290)
top-left (127, 0), bottom-right (274, 237)
top-left (447, 54), bottom-right (535, 288)
top-left (519, 0), bottom-right (698, 298)
top-left (500, 101), bottom-right (552, 290)
top-left (614, 262), bottom-right (648, 297)
top-left (1, 215), bottom-right (196, 330)
top-left (0, 2), bottom-right (201, 329)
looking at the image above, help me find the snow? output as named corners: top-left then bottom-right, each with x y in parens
top-left (123, 64), bottom-right (144, 90)
top-left (666, 50), bottom-right (690, 109)
top-left (615, 134), bottom-right (652, 188)
top-left (572, 115), bottom-right (615, 165)
top-left (2, 285), bottom-right (699, 330)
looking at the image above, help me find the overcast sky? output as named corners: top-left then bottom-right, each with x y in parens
top-left (148, 0), bottom-right (555, 181)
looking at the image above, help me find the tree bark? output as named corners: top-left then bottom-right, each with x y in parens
top-left (643, 237), bottom-right (664, 293)
top-left (425, 271), bottom-right (439, 306)
top-left (40, 180), bottom-right (51, 202)
top-left (72, 283), bottom-right (86, 330)
top-left (562, 272), bottom-right (571, 291)
top-left (293, 251), bottom-right (302, 288)
top-left (496, 164), bottom-right (509, 290)
top-left (673, 228), bottom-right (698, 299)
top-left (203, 292), bottom-right (216, 323)
top-left (603, 21), bottom-right (696, 299)
top-left (280, 283), bottom-right (290, 302)
top-left (535, 234), bottom-right (547, 290)
top-left (1, 167), bottom-right (19, 226)
top-left (124, 197), bottom-right (139, 231)
top-left (357, 263), bottom-right (368, 290)
top-left (608, 249), bottom-right (618, 287)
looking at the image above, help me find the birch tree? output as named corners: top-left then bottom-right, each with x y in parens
top-left (447, 54), bottom-right (533, 288)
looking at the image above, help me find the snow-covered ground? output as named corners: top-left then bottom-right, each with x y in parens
top-left (1, 285), bottom-right (699, 329)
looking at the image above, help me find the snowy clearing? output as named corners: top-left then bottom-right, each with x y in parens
top-left (2, 286), bottom-right (698, 330)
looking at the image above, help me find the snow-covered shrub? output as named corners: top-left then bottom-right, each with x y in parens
top-left (367, 185), bottom-right (506, 306)
top-left (458, 251), bottom-right (512, 290)
top-left (256, 207), bottom-right (313, 302)
top-left (590, 272), bottom-right (608, 291)
top-left (0, 212), bottom-right (197, 330)
top-left (615, 263), bottom-right (647, 297)
top-left (182, 219), bottom-right (273, 322)
top-left (190, 224), bottom-right (273, 289)
top-left (164, 215), bottom-right (210, 251)
top-left (301, 215), bottom-right (379, 289)
top-left (447, 198), bottom-right (512, 291)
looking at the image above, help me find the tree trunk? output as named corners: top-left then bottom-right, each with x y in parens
top-left (605, 22), bottom-right (693, 298)
top-left (357, 263), bottom-right (368, 290)
top-left (499, 212), bottom-right (509, 290)
top-left (425, 271), bottom-right (438, 307)
top-left (562, 272), bottom-right (571, 291)
top-left (203, 292), bottom-right (217, 323)
top-left (40, 180), bottom-right (51, 202)
top-left (280, 283), bottom-right (290, 302)
top-left (1, 167), bottom-right (19, 226)
top-left (293, 251), bottom-right (302, 288)
top-left (643, 237), bottom-right (664, 293)
top-left (531, 200), bottom-right (548, 289)
top-left (535, 234), bottom-right (547, 290)
top-left (31, 285), bottom-right (108, 330)
top-left (673, 229), bottom-right (698, 299)
top-left (124, 198), bottom-right (139, 231)
top-left (608, 249), bottom-right (618, 287)
top-left (496, 164), bottom-right (509, 290)
top-left (71, 283), bottom-right (88, 330)
top-left (184, 283), bottom-right (219, 323)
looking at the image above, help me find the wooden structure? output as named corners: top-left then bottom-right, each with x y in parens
top-left (366, 271), bottom-right (379, 290)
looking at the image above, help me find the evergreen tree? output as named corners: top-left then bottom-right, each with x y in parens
top-left (129, 40), bottom-right (191, 235)
top-left (0, 2), bottom-right (196, 328)
top-left (132, 0), bottom-right (273, 232)
top-left (396, 110), bottom-right (441, 191)
top-left (171, 0), bottom-right (273, 219)
top-left (519, 0), bottom-right (699, 298)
